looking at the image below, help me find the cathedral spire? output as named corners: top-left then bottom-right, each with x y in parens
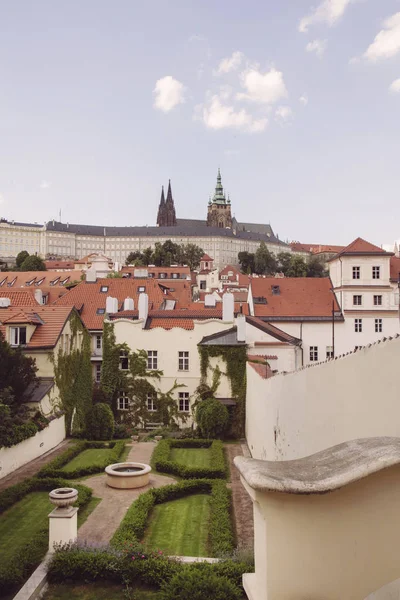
top-left (156, 186), bottom-right (165, 226)
top-left (157, 180), bottom-right (177, 227)
top-left (213, 168), bottom-right (226, 204)
top-left (166, 179), bottom-right (173, 203)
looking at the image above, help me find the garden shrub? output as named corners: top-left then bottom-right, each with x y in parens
top-left (160, 569), bottom-right (242, 600)
top-left (86, 402), bottom-right (115, 440)
top-left (151, 438), bottom-right (226, 479)
top-left (195, 398), bottom-right (229, 439)
top-left (0, 477), bottom-right (92, 594)
top-left (38, 440), bottom-right (125, 479)
top-left (111, 479), bottom-right (233, 556)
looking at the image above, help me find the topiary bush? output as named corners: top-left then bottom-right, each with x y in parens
top-left (159, 569), bottom-right (242, 600)
top-left (195, 398), bottom-right (229, 439)
top-left (151, 438), bottom-right (226, 479)
top-left (86, 402), bottom-right (115, 440)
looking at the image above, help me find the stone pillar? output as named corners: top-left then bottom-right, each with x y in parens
top-left (48, 488), bottom-right (79, 552)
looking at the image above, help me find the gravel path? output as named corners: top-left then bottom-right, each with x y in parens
top-left (77, 442), bottom-right (175, 545)
top-left (0, 439), bottom-right (72, 492)
top-left (225, 443), bottom-right (254, 549)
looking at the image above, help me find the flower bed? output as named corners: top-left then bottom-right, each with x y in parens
top-left (151, 438), bottom-right (226, 479)
top-left (111, 479), bottom-right (234, 557)
top-left (0, 476), bottom-right (92, 595)
top-left (38, 440), bottom-right (126, 479)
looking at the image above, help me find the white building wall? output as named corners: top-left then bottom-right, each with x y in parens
top-left (245, 335), bottom-right (400, 461)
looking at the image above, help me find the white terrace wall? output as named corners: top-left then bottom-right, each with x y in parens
top-left (0, 415), bottom-right (65, 479)
top-left (246, 335), bottom-right (400, 461)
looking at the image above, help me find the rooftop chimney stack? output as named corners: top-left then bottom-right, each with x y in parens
top-left (138, 293), bottom-right (149, 327)
top-left (105, 296), bottom-right (118, 314)
top-left (222, 292), bottom-right (234, 322)
top-left (236, 314), bottom-right (246, 342)
top-left (205, 294), bottom-right (216, 307)
top-left (124, 297), bottom-right (134, 311)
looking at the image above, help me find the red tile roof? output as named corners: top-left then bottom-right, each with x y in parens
top-left (0, 271), bottom-right (75, 305)
top-left (247, 354), bottom-right (273, 379)
top-left (0, 290), bottom-right (39, 306)
top-left (0, 306), bottom-right (75, 348)
top-left (45, 260), bottom-right (75, 270)
top-left (390, 256), bottom-right (400, 282)
top-left (200, 254), bottom-right (213, 262)
top-left (148, 318), bottom-right (194, 330)
top-left (121, 265), bottom-right (191, 278)
top-left (332, 237), bottom-right (392, 258)
top-left (158, 280), bottom-right (192, 308)
top-left (290, 243), bottom-right (345, 254)
top-left (54, 278), bottom-right (168, 330)
top-left (250, 277), bottom-right (341, 319)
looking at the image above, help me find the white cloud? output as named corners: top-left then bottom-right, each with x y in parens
top-left (202, 95), bottom-right (268, 133)
top-left (275, 106), bottom-right (293, 123)
top-left (214, 51), bottom-right (244, 75)
top-left (299, 0), bottom-right (353, 33)
top-left (153, 76), bottom-right (186, 112)
top-left (363, 12), bottom-right (400, 62)
top-left (40, 180), bottom-right (51, 189)
top-left (389, 78), bottom-right (400, 93)
top-left (237, 67), bottom-right (287, 105)
top-left (299, 94), bottom-right (309, 106)
top-left (306, 39), bottom-right (327, 57)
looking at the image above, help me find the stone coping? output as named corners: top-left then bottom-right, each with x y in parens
top-left (105, 462), bottom-right (151, 477)
top-left (234, 437), bottom-right (400, 495)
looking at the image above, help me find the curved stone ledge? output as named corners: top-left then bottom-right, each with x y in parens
top-left (234, 437), bottom-right (400, 495)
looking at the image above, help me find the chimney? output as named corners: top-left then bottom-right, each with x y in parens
top-left (86, 269), bottom-right (97, 283)
top-left (138, 293), bottom-right (149, 326)
top-left (0, 297), bottom-right (11, 308)
top-left (205, 294), bottom-right (216, 307)
top-left (34, 289), bottom-right (43, 305)
top-left (124, 297), bottom-right (134, 311)
top-left (222, 292), bottom-right (234, 322)
top-left (105, 296), bottom-right (118, 314)
top-left (236, 314), bottom-right (246, 342)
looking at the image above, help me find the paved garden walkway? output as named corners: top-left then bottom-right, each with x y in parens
top-left (225, 443), bottom-right (254, 549)
top-left (0, 439), bottom-right (72, 492)
top-left (77, 442), bottom-right (175, 545)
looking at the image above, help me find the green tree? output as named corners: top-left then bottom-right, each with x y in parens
top-left (20, 255), bottom-right (46, 271)
top-left (0, 332), bottom-right (38, 416)
top-left (16, 250), bottom-right (29, 269)
top-left (238, 251), bottom-right (255, 274)
top-left (86, 403), bottom-right (115, 440)
top-left (180, 243), bottom-right (204, 270)
top-left (286, 255), bottom-right (308, 277)
top-left (142, 247), bottom-right (154, 266)
top-left (307, 255), bottom-right (327, 277)
top-left (196, 397), bottom-right (229, 439)
top-left (125, 251), bottom-right (144, 266)
top-left (254, 242), bottom-right (277, 275)
top-left (276, 252), bottom-right (292, 275)
top-left (100, 322), bottom-right (122, 402)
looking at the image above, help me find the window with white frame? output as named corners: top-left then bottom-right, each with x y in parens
top-left (120, 351), bottom-right (129, 370)
top-left (352, 266), bottom-right (360, 280)
top-left (96, 334), bottom-right (102, 350)
top-left (309, 346), bottom-right (318, 361)
top-left (10, 326), bottom-right (27, 346)
top-left (118, 392), bottom-right (129, 410)
top-left (178, 351), bottom-right (189, 371)
top-left (326, 346), bottom-right (334, 359)
top-left (147, 392), bottom-right (157, 412)
top-left (373, 295), bottom-right (383, 306)
top-left (179, 392), bottom-right (190, 412)
top-left (355, 318), bottom-right (362, 332)
top-left (372, 266), bottom-right (381, 280)
top-left (100, 285), bottom-right (108, 293)
top-left (147, 351), bottom-right (158, 370)
top-left (95, 364), bottom-right (101, 383)
top-left (375, 318), bottom-right (383, 333)
top-left (353, 295), bottom-right (362, 306)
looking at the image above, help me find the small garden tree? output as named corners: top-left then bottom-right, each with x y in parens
top-left (195, 397), bottom-right (229, 439)
top-left (16, 250), bottom-right (29, 269)
top-left (20, 254), bottom-right (46, 271)
top-left (86, 402), bottom-right (115, 440)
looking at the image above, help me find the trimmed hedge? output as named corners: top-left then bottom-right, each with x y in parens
top-left (37, 440), bottom-right (125, 479)
top-left (160, 569), bottom-right (242, 600)
top-left (152, 438), bottom-right (227, 479)
top-left (0, 477), bottom-right (92, 595)
top-left (111, 479), bottom-right (234, 557)
top-left (47, 544), bottom-right (250, 595)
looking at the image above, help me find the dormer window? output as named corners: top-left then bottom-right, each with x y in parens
top-left (100, 286), bottom-right (109, 293)
top-left (138, 286), bottom-right (146, 293)
top-left (272, 285), bottom-right (280, 295)
top-left (10, 326), bottom-right (27, 346)
top-left (96, 308), bottom-right (105, 315)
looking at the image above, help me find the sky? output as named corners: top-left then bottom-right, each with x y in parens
top-left (1, 0), bottom-right (400, 246)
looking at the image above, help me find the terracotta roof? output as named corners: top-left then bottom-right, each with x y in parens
top-left (158, 280), bottom-right (192, 308)
top-left (121, 265), bottom-right (191, 278)
top-left (247, 354), bottom-right (273, 379)
top-left (45, 260), bottom-right (75, 270)
top-left (250, 277), bottom-right (341, 319)
top-left (0, 290), bottom-right (39, 306)
top-left (0, 305), bottom-right (75, 348)
top-left (0, 271), bottom-right (76, 304)
top-left (246, 316), bottom-right (302, 344)
top-left (200, 254), bottom-right (213, 262)
top-left (331, 237), bottom-right (393, 259)
top-left (390, 257), bottom-right (400, 282)
top-left (149, 308), bottom-right (223, 319)
top-left (148, 318), bottom-right (194, 330)
top-left (220, 264), bottom-right (240, 276)
top-left (54, 279), bottom-right (168, 330)
top-left (75, 253), bottom-right (112, 265)
top-left (290, 243), bottom-right (345, 254)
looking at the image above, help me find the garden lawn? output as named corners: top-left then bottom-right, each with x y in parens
top-left (62, 449), bottom-right (111, 472)
top-left (0, 492), bottom-right (50, 566)
top-left (169, 448), bottom-right (211, 469)
top-left (144, 494), bottom-right (210, 557)
top-left (43, 582), bottom-right (159, 600)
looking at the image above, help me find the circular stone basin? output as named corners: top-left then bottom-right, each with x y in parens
top-left (105, 462), bottom-right (151, 489)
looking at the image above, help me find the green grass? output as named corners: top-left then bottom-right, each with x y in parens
top-left (61, 449), bottom-right (111, 472)
top-left (0, 492), bottom-right (50, 565)
top-left (42, 582), bottom-right (159, 600)
top-left (144, 494), bottom-right (210, 557)
top-left (169, 448), bottom-right (211, 469)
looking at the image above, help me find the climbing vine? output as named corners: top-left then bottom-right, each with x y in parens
top-left (52, 311), bottom-right (93, 435)
top-left (100, 322), bottom-right (121, 401)
top-left (197, 345), bottom-right (247, 438)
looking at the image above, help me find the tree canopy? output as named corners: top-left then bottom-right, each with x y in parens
top-left (20, 254), bottom-right (47, 271)
top-left (0, 332), bottom-right (38, 416)
top-left (238, 247), bottom-right (327, 278)
top-left (125, 239), bottom-right (204, 270)
top-left (16, 251), bottom-right (29, 269)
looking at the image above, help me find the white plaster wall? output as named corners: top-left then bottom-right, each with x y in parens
top-left (246, 336), bottom-right (400, 461)
top-left (335, 314), bottom-right (400, 356)
top-left (0, 415), bottom-right (65, 479)
top-left (245, 322), bottom-right (298, 372)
